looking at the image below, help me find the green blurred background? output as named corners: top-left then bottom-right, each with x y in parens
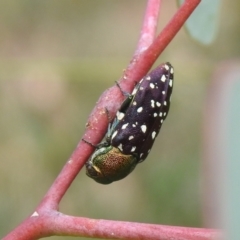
top-left (0, 1), bottom-right (239, 239)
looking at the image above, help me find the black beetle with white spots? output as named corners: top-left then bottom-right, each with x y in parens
top-left (85, 62), bottom-right (174, 184)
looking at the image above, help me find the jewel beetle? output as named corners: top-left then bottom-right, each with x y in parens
top-left (86, 62), bottom-right (174, 184)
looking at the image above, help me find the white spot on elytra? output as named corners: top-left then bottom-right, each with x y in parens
top-left (150, 83), bottom-right (155, 89)
top-left (118, 144), bottom-right (123, 151)
top-left (122, 123), bottom-right (129, 129)
top-left (165, 64), bottom-right (170, 70)
top-left (146, 76), bottom-right (151, 80)
top-left (132, 87), bottom-right (138, 95)
top-left (159, 112), bottom-right (163, 117)
top-left (112, 130), bottom-right (118, 139)
top-left (131, 146), bottom-right (136, 152)
top-left (141, 125), bottom-right (147, 133)
top-left (162, 91), bottom-right (165, 95)
top-left (161, 75), bottom-right (166, 82)
top-left (140, 153), bottom-right (144, 158)
top-left (161, 119), bottom-right (163, 123)
top-left (170, 67), bottom-right (174, 74)
top-left (169, 79), bottom-right (173, 87)
top-left (164, 101), bottom-right (167, 106)
top-left (129, 135), bottom-right (134, 140)
top-left (133, 101), bottom-right (137, 105)
top-left (152, 131), bottom-right (156, 139)
top-left (117, 112), bottom-right (125, 120)
top-left (153, 113), bottom-right (157, 117)
top-left (140, 87), bottom-right (144, 90)
top-left (151, 100), bottom-right (155, 108)
top-left (137, 107), bottom-right (143, 113)
top-left (132, 124), bottom-right (136, 127)
top-left (163, 112), bottom-right (167, 116)
top-left (156, 102), bottom-right (161, 107)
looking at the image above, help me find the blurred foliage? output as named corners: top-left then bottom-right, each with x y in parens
top-left (0, 1), bottom-right (240, 239)
top-left (178, 0), bottom-right (222, 44)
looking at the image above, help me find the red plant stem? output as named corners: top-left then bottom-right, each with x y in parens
top-left (36, 0), bottom-right (164, 211)
top-left (4, 212), bottom-right (221, 240)
top-left (123, 0), bottom-right (201, 87)
top-left (3, 1), bottom-right (205, 239)
top-left (23, 0), bottom-right (201, 217)
top-left (54, 216), bottom-right (220, 240)
top-left (36, 141), bottom-right (91, 211)
top-left (135, 0), bottom-right (161, 54)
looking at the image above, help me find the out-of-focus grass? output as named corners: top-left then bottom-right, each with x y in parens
top-left (0, 1), bottom-right (239, 239)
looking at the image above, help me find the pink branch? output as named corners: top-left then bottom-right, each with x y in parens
top-left (4, 212), bottom-right (221, 240)
top-left (135, 0), bottom-right (161, 54)
top-left (3, 1), bottom-right (217, 239)
top-left (123, 0), bottom-right (201, 86)
top-left (37, 142), bottom-right (91, 210)
top-left (36, 0), bottom-right (164, 211)
top-left (50, 215), bottom-right (221, 240)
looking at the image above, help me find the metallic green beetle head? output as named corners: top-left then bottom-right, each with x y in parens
top-left (86, 146), bottom-right (138, 184)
